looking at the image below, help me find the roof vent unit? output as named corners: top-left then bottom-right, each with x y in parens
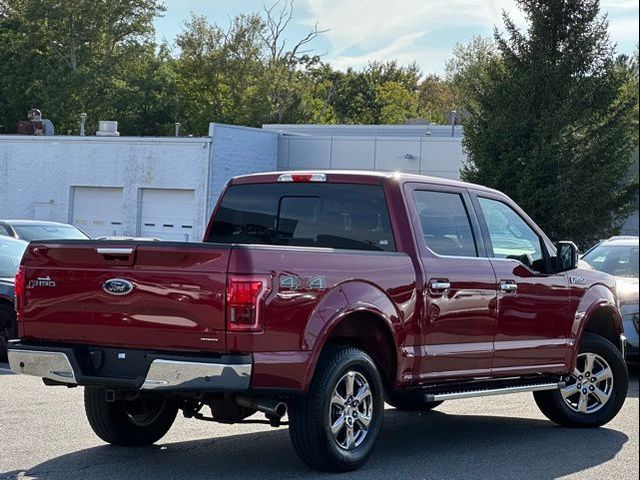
top-left (96, 121), bottom-right (120, 137)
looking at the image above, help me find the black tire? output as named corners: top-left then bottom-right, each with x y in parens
top-left (288, 346), bottom-right (384, 472)
top-left (386, 390), bottom-right (444, 411)
top-left (84, 387), bottom-right (178, 446)
top-left (0, 302), bottom-right (17, 362)
top-left (534, 333), bottom-right (628, 428)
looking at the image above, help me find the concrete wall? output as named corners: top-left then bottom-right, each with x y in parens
top-left (207, 124), bottom-right (278, 214)
top-left (0, 123), bottom-right (279, 241)
top-left (276, 135), bottom-right (465, 179)
top-left (0, 136), bottom-right (211, 238)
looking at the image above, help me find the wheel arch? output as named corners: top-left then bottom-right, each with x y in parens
top-left (570, 284), bottom-right (624, 370)
top-left (301, 281), bottom-right (403, 393)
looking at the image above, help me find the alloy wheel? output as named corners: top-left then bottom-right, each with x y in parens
top-left (561, 352), bottom-right (614, 414)
top-left (329, 371), bottom-right (374, 450)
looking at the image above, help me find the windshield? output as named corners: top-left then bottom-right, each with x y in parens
top-left (582, 244), bottom-right (639, 278)
top-left (12, 224), bottom-right (88, 241)
top-left (0, 241), bottom-right (27, 278)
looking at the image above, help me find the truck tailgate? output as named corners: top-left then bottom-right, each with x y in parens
top-left (20, 241), bottom-right (231, 352)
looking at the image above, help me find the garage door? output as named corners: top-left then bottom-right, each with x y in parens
top-left (140, 189), bottom-right (197, 242)
top-left (72, 187), bottom-right (124, 238)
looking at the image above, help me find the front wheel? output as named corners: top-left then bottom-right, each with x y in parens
top-left (534, 333), bottom-right (628, 428)
top-left (84, 387), bottom-right (178, 446)
top-left (288, 346), bottom-right (384, 472)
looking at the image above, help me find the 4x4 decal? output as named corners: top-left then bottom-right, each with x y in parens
top-left (279, 274), bottom-right (326, 291)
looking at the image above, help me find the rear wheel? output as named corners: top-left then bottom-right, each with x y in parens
top-left (534, 333), bottom-right (628, 427)
top-left (386, 390), bottom-right (444, 411)
top-left (288, 346), bottom-right (384, 472)
top-left (84, 387), bottom-right (178, 446)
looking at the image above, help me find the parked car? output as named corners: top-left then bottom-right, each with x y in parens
top-left (582, 236), bottom-right (639, 361)
top-left (0, 236), bottom-right (28, 360)
top-left (7, 171), bottom-right (629, 472)
top-left (0, 220), bottom-right (89, 241)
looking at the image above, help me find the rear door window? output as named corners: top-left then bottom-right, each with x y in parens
top-left (208, 183), bottom-right (396, 251)
top-left (413, 190), bottom-right (478, 257)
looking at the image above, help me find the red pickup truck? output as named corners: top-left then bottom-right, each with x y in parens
top-left (8, 171), bottom-right (628, 472)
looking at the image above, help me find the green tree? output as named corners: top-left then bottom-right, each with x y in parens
top-left (259, 1), bottom-right (325, 124)
top-left (445, 36), bottom-right (498, 115)
top-left (317, 68), bottom-right (377, 124)
top-left (461, 0), bottom-right (638, 247)
top-left (309, 62), bottom-right (426, 125)
top-left (0, 0), bottom-right (166, 134)
top-left (417, 74), bottom-right (456, 124)
top-left (376, 81), bottom-right (418, 124)
top-left (173, 2), bottom-right (325, 133)
top-left (174, 13), bottom-right (270, 134)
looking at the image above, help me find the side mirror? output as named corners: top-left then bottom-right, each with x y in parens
top-left (555, 241), bottom-right (579, 273)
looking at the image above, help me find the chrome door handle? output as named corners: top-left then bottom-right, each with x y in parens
top-left (97, 248), bottom-right (133, 255)
top-left (430, 280), bottom-right (451, 290)
top-left (499, 281), bottom-right (518, 293)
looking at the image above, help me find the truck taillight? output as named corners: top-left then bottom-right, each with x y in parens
top-left (14, 264), bottom-right (25, 318)
top-left (226, 275), bottom-right (269, 332)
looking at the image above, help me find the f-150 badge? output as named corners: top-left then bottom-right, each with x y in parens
top-left (28, 276), bottom-right (56, 288)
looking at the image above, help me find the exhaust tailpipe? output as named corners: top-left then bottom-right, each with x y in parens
top-left (236, 395), bottom-right (287, 424)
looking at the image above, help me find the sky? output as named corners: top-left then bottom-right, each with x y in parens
top-left (155, 0), bottom-right (639, 75)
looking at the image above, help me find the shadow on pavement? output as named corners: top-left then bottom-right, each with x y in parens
top-left (1, 409), bottom-right (629, 480)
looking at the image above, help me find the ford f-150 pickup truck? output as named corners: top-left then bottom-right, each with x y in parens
top-left (7, 171), bottom-right (629, 472)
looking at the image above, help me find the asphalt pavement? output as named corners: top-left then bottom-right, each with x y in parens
top-left (0, 362), bottom-right (638, 480)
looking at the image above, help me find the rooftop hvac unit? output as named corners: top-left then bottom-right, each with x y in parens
top-left (96, 121), bottom-right (120, 137)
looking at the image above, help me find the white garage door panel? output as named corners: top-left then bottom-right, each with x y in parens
top-left (72, 187), bottom-right (124, 238)
top-left (141, 189), bottom-right (197, 242)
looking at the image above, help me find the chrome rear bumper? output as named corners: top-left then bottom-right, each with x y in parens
top-left (8, 346), bottom-right (252, 392)
top-left (8, 349), bottom-right (77, 384)
top-left (141, 358), bottom-right (251, 391)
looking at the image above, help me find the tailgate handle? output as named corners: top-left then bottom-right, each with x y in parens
top-left (97, 248), bottom-right (134, 255)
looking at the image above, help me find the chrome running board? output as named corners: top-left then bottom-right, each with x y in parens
top-left (424, 382), bottom-right (564, 402)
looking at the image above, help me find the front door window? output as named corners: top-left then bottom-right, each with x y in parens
top-left (477, 197), bottom-right (545, 272)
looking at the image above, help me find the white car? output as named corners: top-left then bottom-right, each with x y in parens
top-left (582, 236), bottom-right (639, 361)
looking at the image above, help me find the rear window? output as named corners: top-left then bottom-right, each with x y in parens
top-left (207, 183), bottom-right (396, 252)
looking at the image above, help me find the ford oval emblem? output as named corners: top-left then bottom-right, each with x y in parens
top-left (102, 278), bottom-right (134, 296)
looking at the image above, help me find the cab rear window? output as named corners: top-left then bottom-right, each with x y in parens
top-left (207, 183), bottom-right (396, 252)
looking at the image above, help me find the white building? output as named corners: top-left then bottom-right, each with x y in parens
top-left (0, 124), bottom-right (277, 241)
top-left (267, 124), bottom-right (464, 179)
top-left (0, 122), bottom-right (467, 241)
top-left (3, 121), bottom-right (636, 240)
